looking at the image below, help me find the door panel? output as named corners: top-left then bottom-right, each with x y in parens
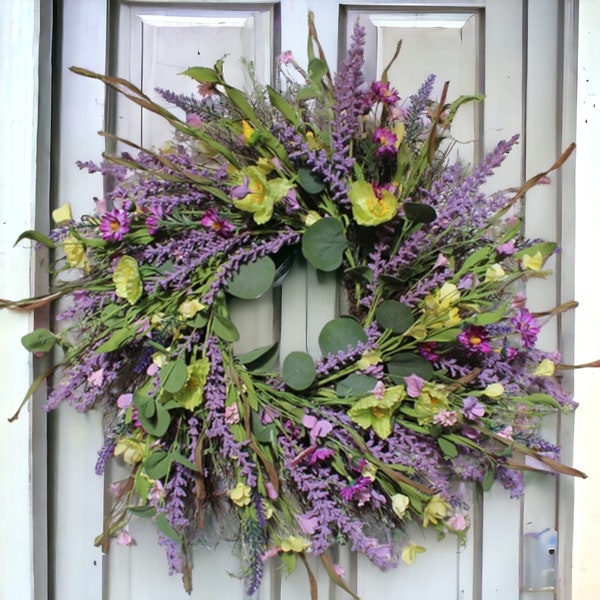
top-left (52, 1), bottom-right (574, 599)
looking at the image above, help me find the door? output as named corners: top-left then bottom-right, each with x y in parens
top-left (50, 1), bottom-right (576, 599)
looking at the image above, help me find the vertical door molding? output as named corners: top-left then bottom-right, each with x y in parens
top-left (0, 1), bottom-right (51, 599)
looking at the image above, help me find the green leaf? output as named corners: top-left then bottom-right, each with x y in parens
top-left (143, 451), bottom-right (172, 479)
top-left (344, 266), bottom-right (374, 284)
top-left (237, 342), bottom-right (279, 372)
top-left (160, 357), bottom-right (188, 394)
top-left (302, 218), bottom-right (347, 272)
top-left (21, 328), bottom-right (57, 354)
top-left (516, 393), bottom-right (560, 409)
top-left (181, 66), bottom-right (221, 84)
top-left (134, 474), bottom-right (151, 500)
top-left (96, 327), bottom-right (136, 353)
top-left (482, 467), bottom-right (495, 492)
top-left (156, 513), bottom-right (182, 543)
top-left (128, 505), bottom-right (156, 518)
top-left (298, 167), bottom-right (325, 194)
top-left (14, 230), bottom-right (55, 248)
top-left (172, 453), bottom-right (198, 472)
top-left (318, 316), bottom-right (367, 357)
top-left (282, 351), bottom-right (316, 391)
top-left (375, 300), bottom-right (414, 333)
top-left (135, 397), bottom-right (171, 437)
top-left (466, 304), bottom-right (508, 326)
top-left (280, 550), bottom-right (297, 574)
top-left (308, 58), bottom-right (328, 85)
top-left (336, 374), bottom-right (378, 397)
top-left (426, 328), bottom-right (461, 342)
top-left (267, 85), bottom-right (300, 127)
top-left (213, 313), bottom-right (240, 342)
top-left (226, 257), bottom-right (276, 299)
top-left (252, 412), bottom-right (278, 444)
top-left (456, 247), bottom-right (492, 276)
top-left (514, 242), bottom-right (557, 261)
top-left (403, 202), bottom-right (437, 223)
top-left (296, 87), bottom-right (320, 101)
top-left (386, 352), bottom-right (434, 383)
top-left (437, 436), bottom-right (458, 458)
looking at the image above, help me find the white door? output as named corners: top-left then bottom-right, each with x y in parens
top-left (51, 1), bottom-right (576, 599)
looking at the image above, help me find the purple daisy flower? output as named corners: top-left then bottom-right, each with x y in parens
top-left (511, 308), bottom-right (540, 348)
top-left (99, 208), bottom-right (130, 241)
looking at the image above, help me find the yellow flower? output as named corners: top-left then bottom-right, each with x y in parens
top-left (280, 535), bottom-right (311, 553)
top-left (485, 263), bottom-right (506, 282)
top-left (302, 210), bottom-right (321, 226)
top-left (349, 180), bottom-right (398, 226)
top-left (113, 256), bottom-right (143, 304)
top-left (484, 383), bottom-right (504, 398)
top-left (535, 358), bottom-right (555, 377)
top-left (152, 351), bottom-right (168, 368)
top-left (393, 123), bottom-right (406, 146)
top-left (62, 233), bottom-right (88, 270)
top-left (242, 120), bottom-right (259, 145)
top-left (401, 542), bottom-right (425, 565)
top-left (114, 437), bottom-right (146, 464)
top-left (423, 283), bottom-right (461, 329)
top-left (414, 383), bottom-right (450, 425)
top-left (423, 494), bottom-right (451, 527)
top-left (347, 385), bottom-right (405, 439)
top-left (229, 482), bottom-right (252, 507)
top-left (391, 494), bottom-right (410, 518)
top-left (52, 203), bottom-right (73, 224)
top-left (356, 350), bottom-right (382, 371)
top-left (233, 166), bottom-right (293, 224)
top-left (178, 298), bottom-right (206, 320)
top-left (306, 131), bottom-right (323, 151)
top-left (522, 251), bottom-right (544, 271)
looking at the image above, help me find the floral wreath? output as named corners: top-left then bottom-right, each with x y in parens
top-left (5, 15), bottom-right (584, 598)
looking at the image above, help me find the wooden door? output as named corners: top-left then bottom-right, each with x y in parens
top-left (50, 1), bottom-right (576, 599)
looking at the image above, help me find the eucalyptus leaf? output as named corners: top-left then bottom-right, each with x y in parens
top-left (298, 167), bottom-right (325, 194)
top-left (318, 316), bottom-right (367, 357)
top-left (143, 451), bottom-right (172, 479)
top-left (213, 313), bottom-right (240, 342)
top-left (237, 342), bottom-right (279, 372)
top-left (226, 257), bottom-right (276, 299)
top-left (386, 352), bottom-right (434, 383)
top-left (160, 357), bottom-right (188, 394)
top-left (21, 328), bottom-right (57, 354)
top-left (403, 202), bottom-right (437, 223)
top-left (336, 374), bottom-right (378, 397)
top-left (375, 300), bottom-right (414, 333)
top-left (282, 351), bottom-right (316, 391)
top-left (302, 218), bottom-right (347, 272)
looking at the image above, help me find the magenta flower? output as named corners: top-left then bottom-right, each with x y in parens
top-left (341, 476), bottom-right (373, 506)
top-left (373, 127), bottom-right (398, 157)
top-left (370, 81), bottom-right (400, 105)
top-left (145, 205), bottom-right (163, 235)
top-left (419, 342), bottom-right (440, 362)
top-left (200, 208), bottom-right (235, 237)
top-left (458, 325), bottom-right (492, 354)
top-left (462, 396), bottom-right (485, 420)
top-left (99, 208), bottom-right (130, 241)
top-left (308, 447), bottom-right (335, 464)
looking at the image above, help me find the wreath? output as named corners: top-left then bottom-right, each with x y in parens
top-left (5, 15), bottom-right (584, 598)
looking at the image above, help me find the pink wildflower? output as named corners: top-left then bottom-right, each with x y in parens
top-left (433, 409), bottom-right (457, 427)
top-left (224, 404), bottom-right (240, 425)
top-left (447, 512), bottom-right (469, 531)
top-left (372, 127), bottom-right (398, 157)
top-left (200, 208), bottom-right (235, 237)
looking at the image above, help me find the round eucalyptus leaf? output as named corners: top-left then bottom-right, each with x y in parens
top-left (336, 373), bottom-right (379, 397)
top-left (386, 352), bottom-right (434, 383)
top-left (282, 351), bottom-right (316, 391)
top-left (226, 257), bottom-right (276, 299)
top-left (375, 300), bottom-right (414, 333)
top-left (298, 167), bottom-right (325, 194)
top-left (301, 218), bottom-right (347, 272)
top-left (404, 202), bottom-right (437, 223)
top-left (160, 357), bottom-right (188, 394)
top-left (319, 316), bottom-right (368, 357)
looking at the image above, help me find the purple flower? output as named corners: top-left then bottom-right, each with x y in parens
top-left (341, 476), bottom-right (373, 506)
top-left (497, 239), bottom-right (516, 256)
top-left (145, 205), bottom-right (163, 235)
top-left (370, 81), bottom-right (400, 105)
top-left (308, 447), bottom-right (336, 464)
top-left (511, 308), bottom-right (540, 348)
top-left (462, 396), bottom-right (485, 420)
top-left (99, 208), bottom-right (130, 241)
top-left (231, 176), bottom-right (250, 200)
